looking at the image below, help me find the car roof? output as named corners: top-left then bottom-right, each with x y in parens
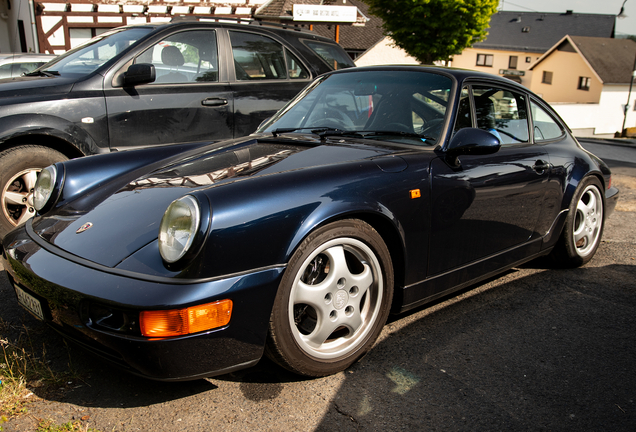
top-left (118, 18), bottom-right (337, 42)
top-left (0, 53), bottom-right (56, 58)
top-left (326, 65), bottom-right (531, 92)
top-left (0, 53), bottom-right (57, 64)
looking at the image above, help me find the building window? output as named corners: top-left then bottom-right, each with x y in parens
top-left (542, 71), bottom-right (553, 85)
top-left (69, 28), bottom-right (110, 49)
top-left (476, 54), bottom-right (493, 67)
top-left (578, 76), bottom-right (591, 91)
top-left (525, 56), bottom-right (532, 63)
top-left (508, 56), bottom-right (518, 69)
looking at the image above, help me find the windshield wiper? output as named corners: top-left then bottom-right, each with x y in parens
top-left (24, 70), bottom-right (60, 77)
top-left (271, 127), bottom-right (338, 137)
top-left (317, 129), bottom-right (437, 142)
top-left (271, 127), bottom-right (435, 143)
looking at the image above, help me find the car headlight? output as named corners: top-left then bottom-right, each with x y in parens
top-left (33, 165), bottom-right (57, 212)
top-left (158, 195), bottom-right (200, 263)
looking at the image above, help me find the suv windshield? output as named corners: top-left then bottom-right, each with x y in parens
top-left (36, 27), bottom-right (153, 77)
top-left (259, 70), bottom-right (453, 145)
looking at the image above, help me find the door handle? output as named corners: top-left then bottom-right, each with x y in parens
top-left (201, 97), bottom-right (228, 107)
top-left (533, 160), bottom-right (551, 174)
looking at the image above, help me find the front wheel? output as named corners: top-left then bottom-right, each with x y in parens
top-left (266, 219), bottom-right (393, 376)
top-left (549, 176), bottom-right (605, 267)
top-left (0, 146), bottom-right (68, 238)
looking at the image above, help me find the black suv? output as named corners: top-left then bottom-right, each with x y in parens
top-left (0, 19), bottom-right (353, 237)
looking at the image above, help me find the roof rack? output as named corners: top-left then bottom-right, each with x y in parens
top-left (169, 16), bottom-right (312, 33)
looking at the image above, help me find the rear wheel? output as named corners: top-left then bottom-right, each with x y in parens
top-left (549, 176), bottom-right (604, 267)
top-left (266, 219), bottom-right (393, 376)
top-left (0, 146), bottom-right (68, 238)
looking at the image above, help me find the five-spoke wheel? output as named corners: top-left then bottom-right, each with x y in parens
top-left (0, 146), bottom-right (67, 238)
top-left (550, 176), bottom-right (605, 267)
top-left (572, 182), bottom-right (603, 257)
top-left (266, 220), bottom-right (393, 376)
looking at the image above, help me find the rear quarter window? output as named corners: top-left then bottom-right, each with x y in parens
top-left (531, 100), bottom-right (564, 141)
top-left (303, 40), bottom-right (354, 70)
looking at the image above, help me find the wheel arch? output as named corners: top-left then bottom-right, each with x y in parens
top-left (0, 113), bottom-right (104, 159)
top-left (562, 168), bottom-right (607, 211)
top-left (284, 207), bottom-right (407, 312)
top-left (1, 133), bottom-right (85, 160)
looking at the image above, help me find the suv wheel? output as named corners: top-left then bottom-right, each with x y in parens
top-left (0, 146), bottom-right (68, 238)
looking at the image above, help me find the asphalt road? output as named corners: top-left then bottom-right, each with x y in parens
top-left (1, 143), bottom-right (635, 431)
top-left (578, 138), bottom-right (636, 175)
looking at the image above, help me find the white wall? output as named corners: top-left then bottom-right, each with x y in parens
top-left (3, 0), bottom-right (38, 52)
top-left (355, 36), bottom-right (419, 67)
top-left (551, 84), bottom-right (636, 137)
top-left (0, 0), bottom-right (12, 52)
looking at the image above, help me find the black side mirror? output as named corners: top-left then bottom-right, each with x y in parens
top-left (123, 63), bottom-right (156, 86)
top-left (445, 128), bottom-right (501, 168)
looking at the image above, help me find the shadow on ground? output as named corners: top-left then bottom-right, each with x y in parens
top-left (1, 260), bottom-right (635, 430)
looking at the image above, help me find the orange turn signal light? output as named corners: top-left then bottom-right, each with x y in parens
top-left (410, 189), bottom-right (421, 199)
top-left (140, 299), bottom-right (233, 338)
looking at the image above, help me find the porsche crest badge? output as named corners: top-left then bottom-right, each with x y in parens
top-left (76, 222), bottom-right (93, 234)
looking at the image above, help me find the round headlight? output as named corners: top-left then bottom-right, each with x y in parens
top-left (158, 195), bottom-right (200, 263)
top-left (33, 165), bottom-right (57, 212)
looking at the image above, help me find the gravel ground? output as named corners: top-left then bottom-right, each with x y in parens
top-left (1, 173), bottom-right (634, 432)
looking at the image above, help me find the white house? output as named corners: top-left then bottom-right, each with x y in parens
top-left (354, 36), bottom-right (418, 67)
top-left (529, 35), bottom-right (636, 138)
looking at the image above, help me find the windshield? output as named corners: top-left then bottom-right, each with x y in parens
top-left (35, 27), bottom-right (153, 77)
top-left (258, 70), bottom-right (453, 145)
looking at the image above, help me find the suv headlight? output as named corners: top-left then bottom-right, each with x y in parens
top-left (33, 165), bottom-right (57, 212)
top-left (158, 195), bottom-right (200, 263)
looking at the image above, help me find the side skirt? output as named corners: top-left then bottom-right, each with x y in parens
top-left (398, 238), bottom-right (552, 314)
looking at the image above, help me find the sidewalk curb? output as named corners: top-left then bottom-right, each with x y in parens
top-left (576, 137), bottom-right (636, 149)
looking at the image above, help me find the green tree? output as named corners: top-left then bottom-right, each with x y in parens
top-left (363, 0), bottom-right (498, 64)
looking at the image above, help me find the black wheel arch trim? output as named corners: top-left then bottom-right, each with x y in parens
top-left (0, 114), bottom-right (99, 158)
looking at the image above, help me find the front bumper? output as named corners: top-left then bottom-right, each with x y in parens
top-left (1, 224), bottom-right (284, 381)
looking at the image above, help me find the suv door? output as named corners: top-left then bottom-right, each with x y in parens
top-left (104, 29), bottom-right (233, 149)
top-left (229, 30), bottom-right (312, 137)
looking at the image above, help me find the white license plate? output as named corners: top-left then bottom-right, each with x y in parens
top-left (14, 285), bottom-right (45, 321)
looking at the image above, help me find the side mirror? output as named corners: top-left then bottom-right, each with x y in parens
top-left (445, 128), bottom-right (501, 168)
top-left (123, 63), bottom-right (155, 86)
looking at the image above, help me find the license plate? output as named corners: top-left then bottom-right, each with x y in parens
top-left (14, 285), bottom-right (45, 321)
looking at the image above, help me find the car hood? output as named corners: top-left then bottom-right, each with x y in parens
top-left (30, 136), bottom-right (408, 267)
top-left (0, 75), bottom-right (75, 98)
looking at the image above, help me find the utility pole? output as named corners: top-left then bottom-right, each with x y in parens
top-left (621, 52), bottom-right (636, 137)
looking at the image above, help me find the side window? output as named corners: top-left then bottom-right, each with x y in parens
top-left (531, 100), bottom-right (564, 141)
top-left (303, 40), bottom-right (354, 70)
top-left (230, 31), bottom-right (287, 80)
top-left (286, 49), bottom-right (309, 79)
top-left (0, 64), bottom-right (12, 79)
top-left (453, 87), bottom-right (472, 134)
top-left (135, 30), bottom-right (218, 84)
top-left (472, 85), bottom-right (529, 144)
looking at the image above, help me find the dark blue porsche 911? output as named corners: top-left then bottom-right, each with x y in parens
top-left (1, 66), bottom-right (619, 381)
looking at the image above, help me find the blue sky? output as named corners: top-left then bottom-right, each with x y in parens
top-left (498, 0), bottom-right (635, 37)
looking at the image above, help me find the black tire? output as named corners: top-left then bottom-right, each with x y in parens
top-left (266, 219), bottom-right (393, 377)
top-left (0, 146), bottom-right (68, 238)
top-left (549, 176), bottom-right (605, 268)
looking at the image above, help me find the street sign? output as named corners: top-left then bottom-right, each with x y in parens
top-left (292, 5), bottom-right (358, 23)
